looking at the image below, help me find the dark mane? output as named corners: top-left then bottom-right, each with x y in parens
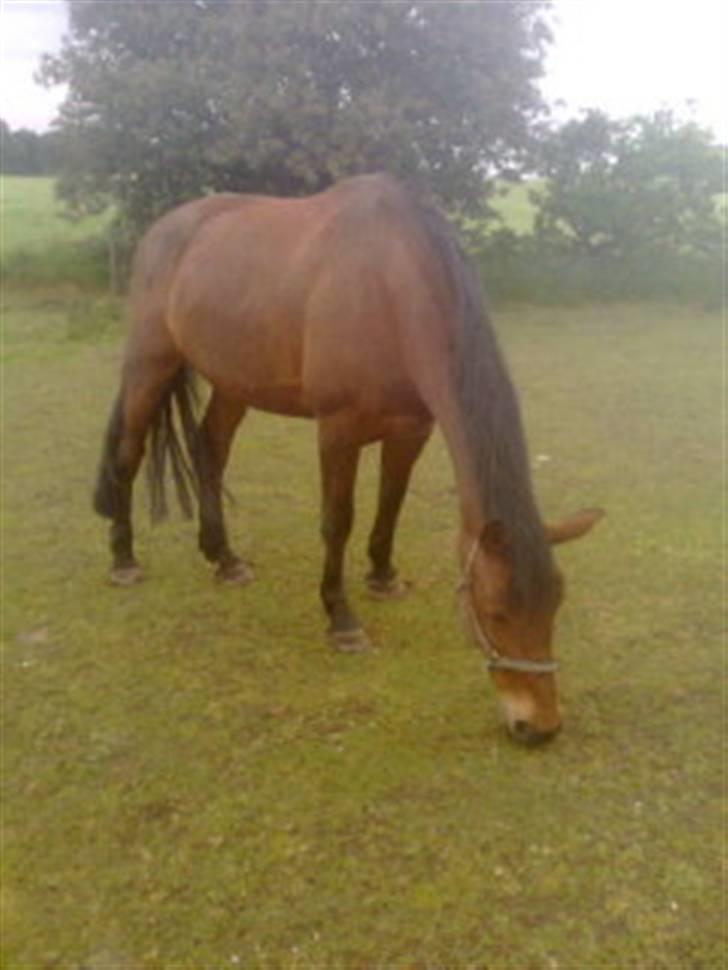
top-left (413, 196), bottom-right (556, 609)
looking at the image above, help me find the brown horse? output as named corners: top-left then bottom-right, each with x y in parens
top-left (94, 174), bottom-right (602, 744)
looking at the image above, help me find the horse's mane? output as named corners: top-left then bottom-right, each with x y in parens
top-left (411, 193), bottom-right (556, 610)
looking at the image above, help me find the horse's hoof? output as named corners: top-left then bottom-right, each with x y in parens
top-left (367, 577), bottom-right (411, 601)
top-left (215, 559), bottom-right (254, 585)
top-left (109, 565), bottom-right (144, 586)
top-left (328, 628), bottom-right (373, 654)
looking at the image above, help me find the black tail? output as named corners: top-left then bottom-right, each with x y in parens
top-left (93, 369), bottom-right (201, 522)
top-left (146, 369), bottom-right (201, 521)
top-left (93, 395), bottom-right (125, 519)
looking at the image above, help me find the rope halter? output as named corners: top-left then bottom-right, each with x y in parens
top-left (457, 538), bottom-right (559, 675)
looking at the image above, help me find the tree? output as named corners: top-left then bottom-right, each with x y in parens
top-left (531, 109), bottom-right (723, 258)
top-left (1, 119), bottom-right (64, 174)
top-left (40, 0), bottom-right (552, 234)
top-left (2, 121), bottom-right (40, 173)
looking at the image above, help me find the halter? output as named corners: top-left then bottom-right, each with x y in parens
top-left (457, 539), bottom-right (559, 675)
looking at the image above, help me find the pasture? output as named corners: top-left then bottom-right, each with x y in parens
top-left (1, 179), bottom-right (724, 967)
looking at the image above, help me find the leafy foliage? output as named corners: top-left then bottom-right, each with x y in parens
top-left (455, 111), bottom-right (724, 306)
top-left (0, 118), bottom-right (63, 174)
top-left (531, 109), bottom-right (723, 258)
top-left (40, 0), bottom-right (551, 234)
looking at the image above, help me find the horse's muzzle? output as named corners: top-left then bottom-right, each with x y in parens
top-left (509, 719), bottom-right (561, 746)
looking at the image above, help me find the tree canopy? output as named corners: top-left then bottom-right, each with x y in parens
top-left (531, 109), bottom-right (723, 258)
top-left (40, 0), bottom-right (552, 232)
top-left (0, 119), bottom-right (62, 174)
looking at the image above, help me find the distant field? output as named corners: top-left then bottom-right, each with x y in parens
top-left (1, 176), bottom-right (110, 252)
top-left (0, 176), bottom-right (541, 291)
top-left (1, 176), bottom-right (110, 288)
top-left (3, 175), bottom-right (719, 304)
top-left (0, 175), bottom-right (534, 243)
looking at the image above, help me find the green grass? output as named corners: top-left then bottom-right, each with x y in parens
top-left (2, 284), bottom-right (723, 966)
top-left (1, 176), bottom-right (110, 288)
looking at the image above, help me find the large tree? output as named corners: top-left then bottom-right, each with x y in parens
top-left (532, 109), bottom-right (723, 258)
top-left (40, 0), bottom-right (551, 232)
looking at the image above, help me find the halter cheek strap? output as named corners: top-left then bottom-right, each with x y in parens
top-left (457, 540), bottom-right (559, 676)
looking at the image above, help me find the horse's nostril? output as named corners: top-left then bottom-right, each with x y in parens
top-left (513, 720), bottom-right (530, 738)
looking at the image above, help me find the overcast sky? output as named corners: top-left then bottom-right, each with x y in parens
top-left (0, 0), bottom-right (725, 140)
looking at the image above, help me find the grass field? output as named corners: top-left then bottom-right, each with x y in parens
top-left (1, 178), bottom-right (725, 966)
top-left (1, 176), bottom-right (110, 289)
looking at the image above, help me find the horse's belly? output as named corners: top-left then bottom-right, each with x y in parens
top-left (168, 274), bottom-right (429, 422)
top-left (186, 342), bottom-right (313, 417)
top-left (301, 315), bottom-right (427, 420)
top-left (302, 364), bottom-right (429, 425)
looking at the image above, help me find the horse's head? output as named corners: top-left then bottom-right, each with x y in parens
top-left (459, 508), bottom-right (604, 745)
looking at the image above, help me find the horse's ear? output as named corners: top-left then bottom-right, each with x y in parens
top-left (481, 520), bottom-right (510, 556)
top-left (546, 508), bottom-right (605, 545)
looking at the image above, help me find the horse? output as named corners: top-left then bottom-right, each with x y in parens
top-left (93, 173), bottom-right (603, 745)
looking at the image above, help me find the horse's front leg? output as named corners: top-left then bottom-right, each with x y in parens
top-left (317, 416), bottom-right (369, 653)
top-left (367, 419), bottom-right (433, 598)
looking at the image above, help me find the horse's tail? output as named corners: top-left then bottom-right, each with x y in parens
top-left (93, 368), bottom-right (201, 522)
top-left (145, 368), bottom-right (201, 521)
top-left (93, 394), bottom-right (126, 520)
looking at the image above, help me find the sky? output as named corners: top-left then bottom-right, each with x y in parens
top-left (0, 0), bottom-right (726, 141)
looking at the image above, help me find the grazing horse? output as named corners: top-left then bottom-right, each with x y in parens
top-left (94, 174), bottom-right (602, 744)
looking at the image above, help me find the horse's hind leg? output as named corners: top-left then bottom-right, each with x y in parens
top-left (366, 419), bottom-right (432, 598)
top-left (94, 355), bottom-right (180, 584)
top-left (318, 414), bottom-right (369, 652)
top-left (196, 390), bottom-right (251, 584)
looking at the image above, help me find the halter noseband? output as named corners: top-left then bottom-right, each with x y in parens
top-left (457, 539), bottom-right (559, 676)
